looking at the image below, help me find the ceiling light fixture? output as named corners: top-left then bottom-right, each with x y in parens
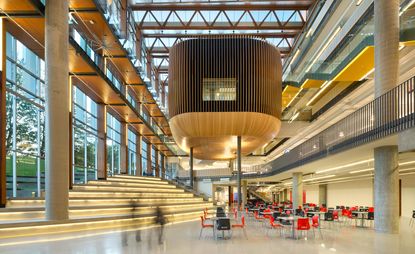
top-left (400, 0), bottom-right (415, 16)
top-left (349, 168), bottom-right (373, 174)
top-left (289, 111), bottom-right (300, 123)
top-left (359, 68), bottom-right (374, 81)
top-left (303, 175), bottom-right (336, 182)
top-left (399, 160), bottom-right (415, 166)
top-left (306, 80), bottom-right (333, 106)
top-left (356, 0), bottom-right (363, 6)
top-left (316, 158), bottom-right (374, 174)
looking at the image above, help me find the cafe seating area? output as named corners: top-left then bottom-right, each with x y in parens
top-left (198, 202), bottom-right (412, 242)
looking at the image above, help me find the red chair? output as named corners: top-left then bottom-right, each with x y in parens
top-left (268, 217), bottom-right (284, 237)
top-left (333, 210), bottom-right (339, 221)
top-left (232, 215), bottom-right (247, 239)
top-left (286, 210), bottom-right (291, 215)
top-left (199, 216), bottom-right (213, 239)
top-left (311, 215), bottom-right (323, 239)
top-left (254, 211), bottom-right (266, 227)
top-left (296, 218), bottom-right (311, 239)
top-left (368, 207), bottom-right (374, 213)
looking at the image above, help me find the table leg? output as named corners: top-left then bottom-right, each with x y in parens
top-left (292, 221), bottom-right (295, 239)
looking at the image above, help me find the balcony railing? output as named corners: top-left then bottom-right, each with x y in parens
top-left (243, 75), bottom-right (415, 178)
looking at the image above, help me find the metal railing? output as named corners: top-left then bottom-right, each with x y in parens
top-left (243, 75), bottom-right (415, 178)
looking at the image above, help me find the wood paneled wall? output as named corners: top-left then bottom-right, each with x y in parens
top-left (168, 36), bottom-right (282, 118)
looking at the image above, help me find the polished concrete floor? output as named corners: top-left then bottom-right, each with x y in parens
top-left (0, 217), bottom-right (414, 254)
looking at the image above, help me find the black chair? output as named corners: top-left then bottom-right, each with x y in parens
top-left (217, 212), bottom-right (226, 218)
top-left (272, 212), bottom-right (281, 219)
top-left (324, 212), bottom-right (334, 221)
top-left (306, 212), bottom-right (314, 218)
top-left (278, 214), bottom-right (292, 226)
top-left (366, 212), bottom-right (374, 227)
top-left (295, 209), bottom-right (303, 216)
top-left (216, 218), bottom-right (231, 239)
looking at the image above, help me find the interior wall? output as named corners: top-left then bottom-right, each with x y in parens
top-left (304, 185), bottom-right (319, 204)
top-left (195, 180), bottom-right (212, 197)
top-left (326, 179), bottom-right (374, 208)
top-left (401, 174), bottom-right (415, 218)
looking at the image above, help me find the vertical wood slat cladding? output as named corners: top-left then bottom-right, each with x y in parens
top-left (168, 37), bottom-right (282, 119)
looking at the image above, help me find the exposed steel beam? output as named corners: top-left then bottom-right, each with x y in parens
top-left (143, 32), bottom-right (299, 38)
top-left (138, 22), bottom-right (304, 30)
top-left (131, 1), bottom-right (314, 11)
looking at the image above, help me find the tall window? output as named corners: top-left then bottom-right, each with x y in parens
top-left (141, 139), bottom-right (148, 175)
top-left (5, 33), bottom-right (46, 197)
top-left (151, 145), bottom-right (157, 176)
top-left (128, 129), bottom-right (137, 175)
top-left (72, 86), bottom-right (98, 184)
top-left (159, 153), bottom-right (164, 178)
top-left (106, 113), bottom-right (121, 176)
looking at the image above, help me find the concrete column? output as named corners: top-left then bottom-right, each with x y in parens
top-left (283, 189), bottom-right (288, 202)
top-left (318, 184), bottom-right (327, 207)
top-left (189, 147), bottom-right (194, 188)
top-left (373, 0), bottom-right (400, 234)
top-left (237, 136), bottom-right (242, 208)
top-left (374, 0), bottom-right (399, 97)
top-left (45, 0), bottom-right (69, 221)
top-left (374, 146), bottom-right (399, 233)
top-left (242, 180), bottom-right (248, 207)
top-left (292, 173), bottom-right (303, 209)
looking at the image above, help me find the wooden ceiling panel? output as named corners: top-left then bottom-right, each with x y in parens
top-left (5, 19), bottom-right (44, 58)
top-left (110, 104), bottom-right (142, 123)
top-left (129, 85), bottom-right (156, 103)
top-left (108, 58), bottom-right (142, 84)
top-left (69, 0), bottom-right (97, 9)
top-left (73, 75), bottom-right (125, 105)
top-left (0, 1), bottom-right (37, 13)
top-left (69, 45), bottom-right (95, 73)
top-left (144, 103), bottom-right (164, 117)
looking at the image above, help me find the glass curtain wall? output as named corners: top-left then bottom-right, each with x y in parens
top-left (127, 129), bottom-right (137, 175)
top-left (141, 140), bottom-right (148, 176)
top-left (5, 33), bottom-right (46, 197)
top-left (72, 86), bottom-right (98, 184)
top-left (151, 145), bottom-right (157, 176)
top-left (106, 113), bottom-right (121, 176)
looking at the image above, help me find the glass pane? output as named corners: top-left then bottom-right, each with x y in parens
top-left (73, 129), bottom-right (85, 167)
top-left (16, 153), bottom-right (37, 197)
top-left (113, 144), bottom-right (120, 174)
top-left (86, 134), bottom-right (97, 169)
top-left (15, 98), bottom-right (39, 155)
top-left (74, 166), bottom-right (85, 184)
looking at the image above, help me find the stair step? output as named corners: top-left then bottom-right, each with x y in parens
top-left (72, 185), bottom-right (184, 193)
top-left (112, 175), bottom-right (162, 181)
top-left (0, 208), bottom-right (216, 239)
top-left (0, 203), bottom-right (213, 222)
top-left (0, 175), bottom-right (214, 239)
top-left (68, 191), bottom-right (194, 198)
top-left (107, 177), bottom-right (167, 185)
top-left (6, 197), bottom-right (204, 208)
top-left (86, 180), bottom-right (176, 189)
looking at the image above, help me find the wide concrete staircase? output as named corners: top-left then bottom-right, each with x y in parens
top-left (0, 175), bottom-right (213, 238)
